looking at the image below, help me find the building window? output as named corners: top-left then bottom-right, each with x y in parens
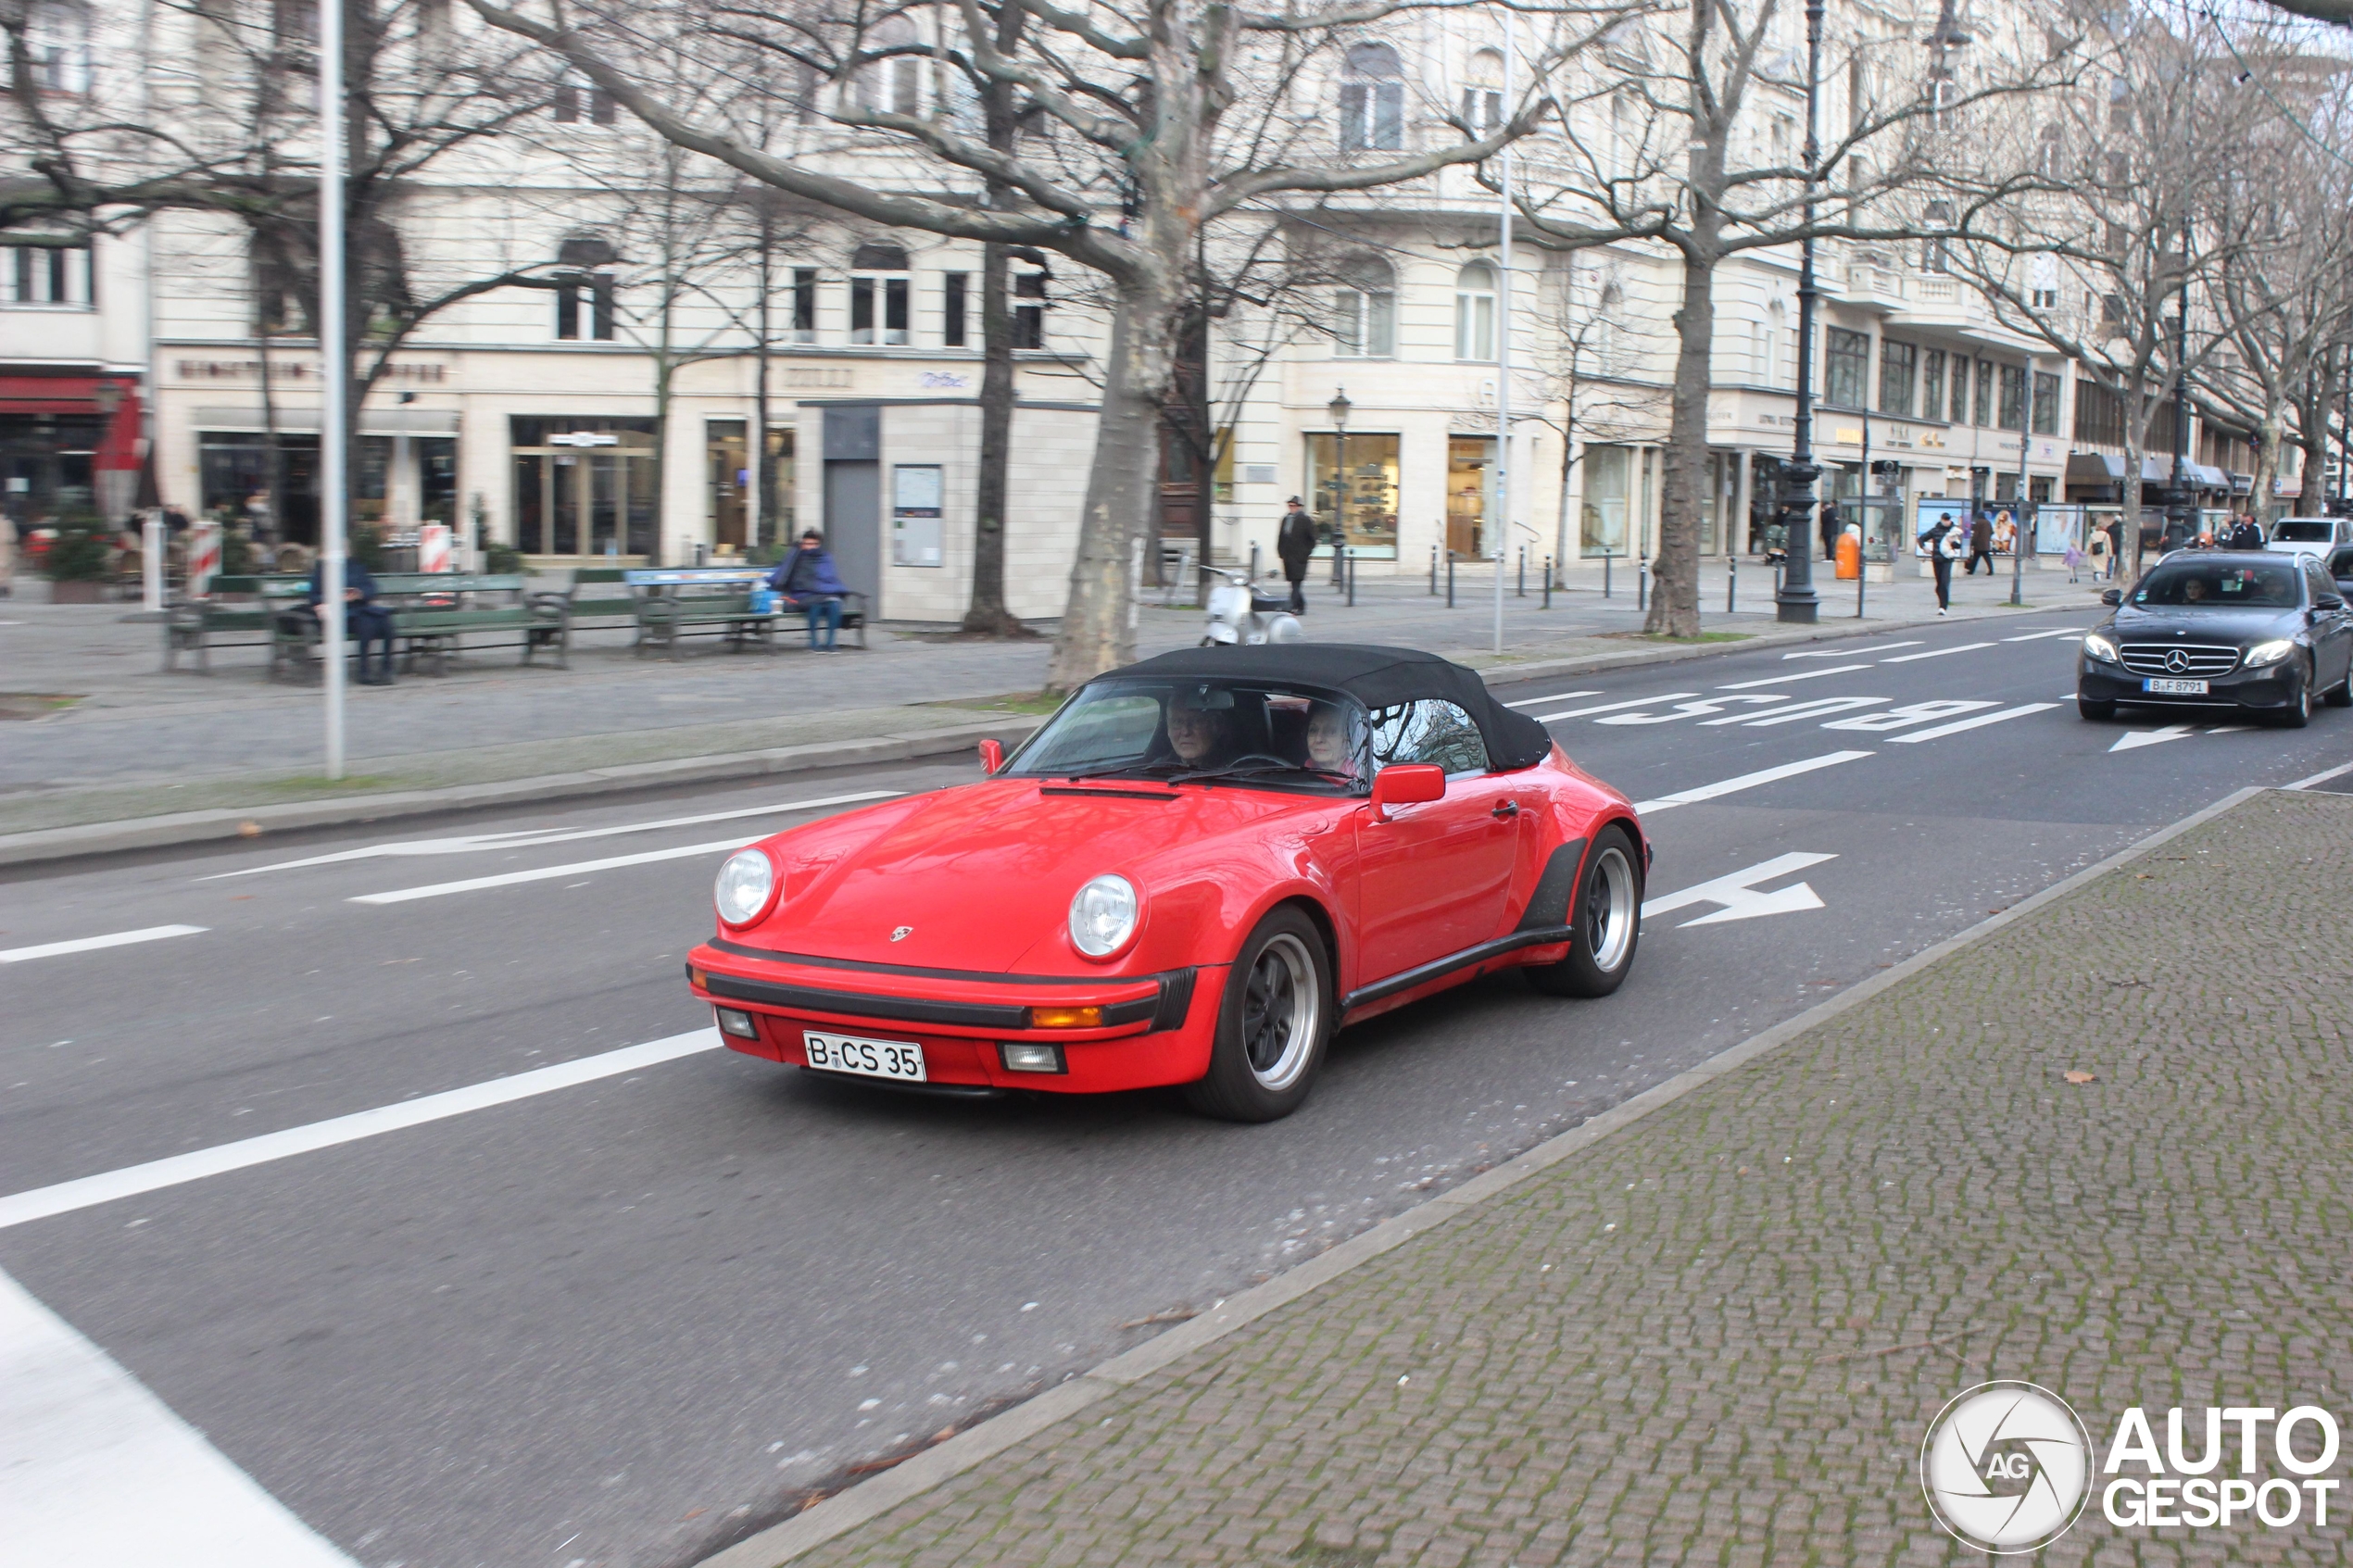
top-left (943, 271), bottom-right (968, 347)
top-left (1974, 358), bottom-right (1994, 426)
top-left (1877, 339), bottom-right (1917, 418)
top-left (551, 75), bottom-right (615, 124)
top-left (1462, 48), bottom-right (1504, 134)
top-left (849, 243), bottom-right (910, 345)
top-left (1997, 363), bottom-right (2026, 431)
top-left (1339, 42), bottom-right (1404, 152)
top-left (1454, 261), bottom-right (1496, 360)
top-left (555, 235), bottom-right (617, 342)
top-left (1921, 349), bottom-right (1946, 420)
top-left (2074, 377), bottom-right (2126, 446)
top-left (1921, 200), bottom-right (1954, 273)
top-left (1333, 257), bottom-right (1395, 357)
top-left (791, 268), bottom-right (816, 343)
top-left (1581, 444), bottom-right (1632, 556)
top-left (1013, 267), bottom-right (1047, 348)
top-left (1947, 357), bottom-right (1969, 423)
top-left (2032, 370), bottom-right (2061, 435)
top-left (1825, 328), bottom-right (1869, 408)
top-left (1303, 432), bottom-right (1402, 558)
top-left (251, 229), bottom-right (312, 334)
top-left (27, 1), bottom-right (93, 94)
top-left (3, 242), bottom-right (93, 306)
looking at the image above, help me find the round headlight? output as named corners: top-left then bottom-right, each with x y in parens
top-left (1068, 873), bottom-right (1139, 959)
top-left (714, 847), bottom-right (778, 927)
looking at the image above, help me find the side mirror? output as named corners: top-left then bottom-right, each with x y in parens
top-left (1369, 763), bottom-right (1445, 822)
top-left (978, 738), bottom-right (1004, 775)
top-left (2100, 588), bottom-right (2123, 607)
top-left (2318, 594), bottom-right (2347, 611)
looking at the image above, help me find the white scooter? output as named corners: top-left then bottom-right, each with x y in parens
top-left (1201, 566), bottom-right (1303, 646)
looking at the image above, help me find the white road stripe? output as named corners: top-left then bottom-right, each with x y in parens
top-left (1717, 664), bottom-right (1872, 690)
top-left (208, 790), bottom-right (901, 880)
top-left (0, 1269), bottom-right (359, 1567)
top-left (1879, 642), bottom-right (1995, 662)
top-left (1781, 641), bottom-right (1921, 659)
top-left (0, 925), bottom-right (208, 965)
top-left (1535, 693), bottom-right (1697, 721)
top-left (352, 836), bottom-right (759, 904)
top-left (2002, 627), bottom-right (2090, 642)
top-left (1721, 696), bottom-right (1885, 728)
top-left (1632, 750), bottom-right (1874, 814)
top-left (1500, 689), bottom-right (1599, 709)
top-left (1886, 703), bottom-right (2061, 743)
top-left (0, 1030), bottom-right (720, 1233)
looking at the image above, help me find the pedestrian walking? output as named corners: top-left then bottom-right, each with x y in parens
top-left (1818, 502), bottom-right (1841, 562)
top-left (2085, 523), bottom-right (2112, 582)
top-left (765, 528), bottom-right (850, 651)
top-left (1920, 511), bottom-right (1962, 616)
top-left (1965, 509), bottom-right (1995, 575)
top-left (306, 556), bottom-right (396, 684)
top-left (2228, 512), bottom-right (2265, 550)
top-left (0, 510), bottom-right (15, 598)
top-left (1277, 496), bottom-right (1317, 614)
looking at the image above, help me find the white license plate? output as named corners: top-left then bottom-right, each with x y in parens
top-left (2143, 678), bottom-right (2209, 695)
top-left (803, 1031), bottom-right (926, 1082)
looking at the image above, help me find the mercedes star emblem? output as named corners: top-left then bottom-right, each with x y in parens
top-left (2165, 649), bottom-right (2192, 673)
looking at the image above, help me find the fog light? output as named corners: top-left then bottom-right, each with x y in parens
top-left (714, 1007), bottom-right (760, 1040)
top-left (1000, 1042), bottom-right (1066, 1074)
top-left (1028, 1006), bottom-right (1102, 1029)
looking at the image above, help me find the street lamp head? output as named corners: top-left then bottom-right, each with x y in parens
top-left (1327, 387), bottom-right (1352, 433)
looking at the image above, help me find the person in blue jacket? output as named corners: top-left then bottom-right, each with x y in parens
top-left (306, 557), bottom-right (396, 684)
top-left (766, 529), bottom-right (850, 651)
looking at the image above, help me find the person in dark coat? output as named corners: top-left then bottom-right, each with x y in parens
top-left (2228, 512), bottom-right (2266, 549)
top-left (1964, 510), bottom-right (1996, 574)
top-left (1919, 512), bottom-right (1961, 617)
top-left (306, 557), bottom-right (396, 684)
top-left (766, 529), bottom-right (851, 650)
top-left (1277, 497), bottom-right (1317, 613)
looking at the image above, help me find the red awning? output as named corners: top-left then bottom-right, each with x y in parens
top-left (0, 373), bottom-right (135, 418)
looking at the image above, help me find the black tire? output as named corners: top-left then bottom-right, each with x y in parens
top-left (2274, 664), bottom-right (2314, 728)
top-left (2078, 696), bottom-right (2117, 720)
top-left (1182, 908), bottom-right (1334, 1123)
top-left (1528, 825), bottom-right (1644, 999)
top-left (2326, 669), bottom-right (2352, 708)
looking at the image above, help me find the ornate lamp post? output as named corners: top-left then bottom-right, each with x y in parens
top-left (1327, 387), bottom-right (1352, 587)
top-left (1774, 0), bottom-right (1828, 623)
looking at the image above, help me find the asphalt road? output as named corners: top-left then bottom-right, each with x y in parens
top-left (5, 613), bottom-right (2348, 1568)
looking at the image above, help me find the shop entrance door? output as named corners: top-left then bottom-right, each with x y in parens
top-left (824, 461), bottom-right (880, 596)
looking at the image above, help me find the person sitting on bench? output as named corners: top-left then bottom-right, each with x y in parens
top-left (305, 558), bottom-right (396, 684)
top-left (765, 530), bottom-right (849, 652)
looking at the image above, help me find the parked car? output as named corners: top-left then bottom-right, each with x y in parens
top-left (2079, 550), bottom-right (2353, 727)
top-left (2264, 516), bottom-right (2353, 557)
top-left (687, 646), bottom-right (1647, 1122)
top-left (2329, 546), bottom-right (2353, 602)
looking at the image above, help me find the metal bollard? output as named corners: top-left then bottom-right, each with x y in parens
top-left (1857, 555), bottom-right (1867, 619)
top-left (1346, 548), bottom-right (1356, 608)
top-left (1516, 547), bottom-right (1526, 597)
top-left (1542, 556), bottom-right (1553, 609)
top-left (1250, 543), bottom-right (1261, 583)
top-left (1727, 554), bottom-right (1737, 614)
top-left (1637, 558), bottom-right (1647, 612)
top-left (1604, 553), bottom-right (1612, 599)
top-left (1429, 545), bottom-right (1439, 596)
top-left (1446, 553), bottom-right (1455, 608)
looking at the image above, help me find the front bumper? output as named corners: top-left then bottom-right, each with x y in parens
top-left (2079, 658), bottom-right (2302, 710)
top-left (686, 939), bottom-right (1223, 1093)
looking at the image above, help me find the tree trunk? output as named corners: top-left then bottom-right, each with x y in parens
top-left (2251, 408), bottom-right (2284, 526)
top-left (2122, 378), bottom-right (2148, 582)
top-left (1044, 274), bottom-right (1181, 690)
top-left (1647, 252), bottom-right (1713, 637)
top-left (753, 219), bottom-right (773, 558)
top-left (963, 239), bottom-right (1021, 634)
top-left (2296, 354), bottom-right (2330, 517)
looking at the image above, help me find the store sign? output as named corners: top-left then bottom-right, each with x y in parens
top-left (784, 368), bottom-right (855, 389)
top-left (175, 359), bottom-right (447, 383)
top-left (547, 432), bottom-right (619, 448)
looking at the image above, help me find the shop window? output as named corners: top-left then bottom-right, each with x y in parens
top-left (1302, 432), bottom-right (1400, 558)
top-left (1013, 268), bottom-right (1047, 348)
top-left (849, 243), bottom-right (910, 345)
top-left (1825, 328), bottom-right (1869, 408)
top-left (2032, 370), bottom-right (2061, 435)
top-left (791, 268), bottom-right (816, 343)
top-left (1339, 43), bottom-right (1404, 151)
top-left (2, 242), bottom-right (92, 306)
top-left (1453, 261), bottom-right (1495, 360)
top-left (1333, 257), bottom-right (1394, 357)
top-left (943, 271), bottom-right (968, 347)
top-left (1877, 339), bottom-right (1916, 418)
top-left (1446, 436), bottom-right (1492, 557)
top-left (1581, 444), bottom-right (1631, 556)
top-left (551, 74), bottom-right (615, 124)
top-left (555, 234), bottom-right (617, 342)
top-left (1462, 48), bottom-right (1504, 134)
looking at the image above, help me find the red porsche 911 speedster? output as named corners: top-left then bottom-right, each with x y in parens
top-left (686, 646), bottom-right (1646, 1122)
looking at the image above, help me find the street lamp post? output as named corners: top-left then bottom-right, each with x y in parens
top-left (2163, 251), bottom-right (2196, 554)
top-left (2011, 357), bottom-right (2032, 608)
top-left (1774, 0), bottom-right (1828, 624)
top-left (1327, 387), bottom-right (1351, 589)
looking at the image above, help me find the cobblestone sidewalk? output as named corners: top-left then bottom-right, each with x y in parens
top-left (747, 787), bottom-right (2353, 1567)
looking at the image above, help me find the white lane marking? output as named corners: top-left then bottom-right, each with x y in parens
top-left (1719, 696), bottom-right (1884, 728)
top-left (1880, 641), bottom-right (1995, 663)
top-left (0, 1030), bottom-right (720, 1233)
top-left (1717, 664), bottom-right (1872, 690)
top-left (1592, 696), bottom-right (1789, 726)
top-left (1535, 693), bottom-right (1697, 721)
top-left (1500, 690), bottom-right (1600, 709)
top-left (353, 836), bottom-right (759, 905)
top-left (1642, 853), bottom-right (1836, 927)
top-left (207, 790), bottom-right (901, 880)
top-left (2108, 723), bottom-right (2259, 753)
top-left (1886, 703), bottom-right (2061, 743)
top-left (1632, 751), bottom-right (1874, 814)
top-left (1781, 642), bottom-right (1921, 659)
top-left (1823, 699), bottom-right (1998, 733)
top-left (0, 925), bottom-right (208, 965)
top-left (2289, 757), bottom-right (2353, 789)
top-left (0, 1269), bottom-right (359, 1567)
top-left (2002, 627), bottom-right (2090, 642)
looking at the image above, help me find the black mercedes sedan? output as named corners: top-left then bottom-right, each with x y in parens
top-left (2078, 550), bottom-right (2353, 727)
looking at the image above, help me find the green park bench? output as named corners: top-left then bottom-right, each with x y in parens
top-left (161, 574), bottom-right (310, 673)
top-left (268, 572), bottom-right (570, 681)
top-left (624, 568), bottom-right (869, 659)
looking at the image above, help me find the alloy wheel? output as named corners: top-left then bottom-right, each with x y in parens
top-left (1240, 933), bottom-right (1320, 1091)
top-left (1582, 847), bottom-right (1638, 972)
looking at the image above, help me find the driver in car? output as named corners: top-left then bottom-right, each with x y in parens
top-left (1165, 697), bottom-right (1234, 770)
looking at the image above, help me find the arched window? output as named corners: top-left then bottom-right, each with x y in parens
top-left (857, 17), bottom-right (921, 117)
top-left (1333, 257), bottom-right (1394, 358)
top-left (849, 243), bottom-right (910, 345)
top-left (1340, 42), bottom-right (1403, 152)
top-left (1765, 299), bottom-right (1787, 386)
top-left (1463, 48), bottom-right (1504, 135)
top-left (1453, 261), bottom-right (1495, 361)
top-left (1594, 274), bottom-right (1624, 372)
top-left (556, 234), bottom-right (617, 342)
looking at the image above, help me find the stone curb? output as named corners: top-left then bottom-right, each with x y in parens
top-left (697, 778), bottom-right (2267, 1568)
top-left (0, 719), bottom-right (1046, 870)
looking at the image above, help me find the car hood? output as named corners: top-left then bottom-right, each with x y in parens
top-left (2107, 604), bottom-right (2303, 644)
top-left (734, 778), bottom-right (1335, 972)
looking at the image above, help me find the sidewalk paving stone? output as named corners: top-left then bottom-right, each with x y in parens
top-left (754, 788), bottom-right (2353, 1567)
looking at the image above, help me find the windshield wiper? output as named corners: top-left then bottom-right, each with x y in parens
top-left (1164, 761), bottom-right (1353, 785)
top-left (1038, 761), bottom-right (1186, 783)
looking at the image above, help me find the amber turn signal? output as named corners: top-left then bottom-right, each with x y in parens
top-left (1027, 1005), bottom-right (1103, 1029)
top-left (689, 967), bottom-right (708, 990)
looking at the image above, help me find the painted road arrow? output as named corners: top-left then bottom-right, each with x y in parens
top-left (2108, 723), bottom-right (2259, 753)
top-left (1642, 852), bottom-right (1837, 928)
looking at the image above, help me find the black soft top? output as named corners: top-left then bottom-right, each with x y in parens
top-left (1103, 644), bottom-right (1557, 770)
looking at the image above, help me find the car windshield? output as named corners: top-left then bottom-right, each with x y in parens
top-left (2133, 561), bottom-right (2301, 608)
top-left (1007, 679), bottom-right (1368, 790)
top-left (2273, 520), bottom-right (2334, 542)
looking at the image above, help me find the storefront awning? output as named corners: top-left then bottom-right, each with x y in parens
top-left (2065, 452), bottom-right (2123, 484)
top-left (191, 406), bottom-right (460, 436)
